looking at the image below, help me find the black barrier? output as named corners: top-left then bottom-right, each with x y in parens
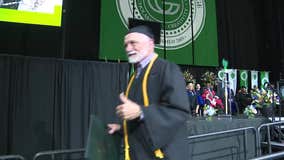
top-left (258, 121), bottom-right (284, 155)
top-left (188, 126), bottom-right (257, 160)
top-left (33, 148), bottom-right (85, 160)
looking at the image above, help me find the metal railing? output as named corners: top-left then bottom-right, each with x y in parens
top-left (257, 121), bottom-right (284, 155)
top-left (0, 155), bottom-right (25, 160)
top-left (33, 148), bottom-right (85, 160)
top-left (250, 151), bottom-right (284, 160)
top-left (188, 126), bottom-right (257, 160)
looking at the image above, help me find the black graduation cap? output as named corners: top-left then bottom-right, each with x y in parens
top-left (128, 18), bottom-right (161, 44)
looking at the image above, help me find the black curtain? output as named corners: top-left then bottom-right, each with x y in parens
top-left (0, 55), bottom-right (128, 159)
top-left (216, 0), bottom-right (284, 81)
top-left (260, 0), bottom-right (284, 81)
top-left (216, 0), bottom-right (264, 69)
top-left (63, 0), bottom-right (100, 59)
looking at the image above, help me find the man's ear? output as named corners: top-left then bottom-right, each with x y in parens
top-left (150, 39), bottom-right (155, 47)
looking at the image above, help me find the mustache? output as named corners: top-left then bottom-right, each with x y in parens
top-left (127, 51), bottom-right (137, 56)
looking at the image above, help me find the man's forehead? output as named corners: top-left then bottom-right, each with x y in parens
top-left (124, 32), bottom-right (151, 42)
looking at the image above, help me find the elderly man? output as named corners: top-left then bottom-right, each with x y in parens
top-left (107, 18), bottom-right (190, 160)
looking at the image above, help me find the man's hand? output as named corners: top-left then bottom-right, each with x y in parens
top-left (116, 93), bottom-right (142, 120)
top-left (107, 123), bottom-right (121, 134)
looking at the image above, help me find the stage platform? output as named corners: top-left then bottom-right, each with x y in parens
top-left (84, 115), bottom-right (269, 160)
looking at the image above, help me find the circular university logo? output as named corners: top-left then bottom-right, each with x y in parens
top-left (116, 0), bottom-right (206, 50)
top-left (240, 72), bottom-right (248, 81)
top-left (218, 70), bottom-right (225, 80)
top-left (261, 78), bottom-right (268, 86)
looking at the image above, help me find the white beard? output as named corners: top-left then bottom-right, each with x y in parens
top-left (127, 50), bottom-right (148, 64)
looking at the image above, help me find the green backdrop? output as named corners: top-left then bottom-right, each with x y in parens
top-left (99, 0), bottom-right (219, 66)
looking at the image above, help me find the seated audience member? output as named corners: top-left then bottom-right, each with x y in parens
top-left (202, 81), bottom-right (224, 110)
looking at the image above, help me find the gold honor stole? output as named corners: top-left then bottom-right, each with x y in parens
top-left (123, 54), bottom-right (164, 160)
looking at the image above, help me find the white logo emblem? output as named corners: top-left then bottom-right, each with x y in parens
top-left (116, 0), bottom-right (206, 50)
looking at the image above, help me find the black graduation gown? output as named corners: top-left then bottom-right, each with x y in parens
top-left (188, 91), bottom-right (197, 114)
top-left (126, 58), bottom-right (190, 160)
